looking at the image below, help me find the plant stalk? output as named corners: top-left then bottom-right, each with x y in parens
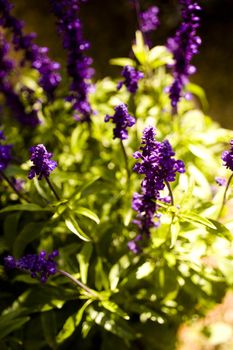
top-left (165, 180), bottom-right (174, 206)
top-left (58, 269), bottom-right (98, 298)
top-left (0, 170), bottom-right (30, 202)
top-left (120, 139), bottom-right (130, 184)
top-left (45, 177), bottom-right (60, 201)
top-left (218, 173), bottom-right (233, 219)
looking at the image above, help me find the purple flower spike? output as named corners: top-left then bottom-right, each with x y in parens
top-left (117, 66), bottom-right (144, 94)
top-left (222, 140), bottom-right (233, 172)
top-left (167, 0), bottom-right (202, 110)
top-left (28, 144), bottom-right (57, 180)
top-left (0, 131), bottom-right (12, 171)
top-left (129, 126), bottom-right (185, 252)
top-left (0, 33), bottom-right (41, 126)
top-left (4, 250), bottom-right (59, 283)
top-left (140, 6), bottom-right (160, 33)
top-left (105, 104), bottom-right (135, 140)
top-left (49, 0), bottom-right (94, 121)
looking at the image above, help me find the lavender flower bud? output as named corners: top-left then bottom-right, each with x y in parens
top-left (28, 144), bottom-right (57, 180)
top-left (117, 66), bottom-right (144, 94)
top-left (105, 104), bottom-right (136, 140)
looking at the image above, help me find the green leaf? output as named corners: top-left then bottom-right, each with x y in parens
top-left (187, 82), bottom-right (208, 110)
top-left (56, 300), bottom-right (92, 344)
top-left (65, 216), bottom-right (91, 242)
top-left (179, 212), bottom-right (217, 229)
top-left (218, 259), bottom-right (233, 284)
top-left (109, 58), bottom-right (135, 67)
top-left (88, 307), bottom-right (135, 342)
top-left (136, 261), bottom-right (154, 279)
top-left (13, 222), bottom-right (45, 257)
top-left (41, 311), bottom-right (57, 349)
top-left (0, 310), bottom-right (30, 340)
top-left (3, 212), bottom-right (21, 250)
top-left (101, 301), bottom-right (129, 320)
top-left (132, 30), bottom-right (148, 64)
top-left (75, 207), bottom-right (100, 224)
top-left (0, 204), bottom-right (51, 214)
top-left (207, 219), bottom-right (232, 240)
top-left (170, 221), bottom-right (180, 248)
top-left (148, 46), bottom-right (173, 68)
top-left (69, 176), bottom-right (101, 201)
top-left (155, 266), bottom-right (179, 301)
top-left (33, 177), bottom-right (49, 200)
top-left (77, 243), bottom-right (93, 284)
top-left (95, 257), bottom-right (109, 291)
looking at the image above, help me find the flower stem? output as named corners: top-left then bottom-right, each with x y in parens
top-left (165, 180), bottom-right (174, 206)
top-left (218, 173), bottom-right (233, 219)
top-left (58, 269), bottom-right (98, 298)
top-left (45, 177), bottom-right (60, 201)
top-left (0, 170), bottom-right (30, 202)
top-left (120, 139), bottom-right (130, 183)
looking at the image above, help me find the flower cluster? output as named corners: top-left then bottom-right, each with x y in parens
top-left (129, 126), bottom-right (185, 253)
top-left (4, 250), bottom-right (58, 283)
top-left (222, 140), bottom-right (233, 171)
top-left (140, 6), bottom-right (160, 33)
top-left (0, 130), bottom-right (12, 171)
top-left (28, 144), bottom-right (57, 180)
top-left (167, 0), bottom-right (201, 110)
top-left (0, 0), bottom-right (61, 98)
top-left (49, 0), bottom-right (94, 121)
top-left (105, 104), bottom-right (135, 140)
top-left (117, 65), bottom-right (144, 94)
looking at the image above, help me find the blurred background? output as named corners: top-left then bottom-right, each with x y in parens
top-left (13, 0), bottom-right (233, 127)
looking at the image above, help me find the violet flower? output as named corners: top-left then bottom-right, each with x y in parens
top-left (0, 0), bottom-right (61, 98)
top-left (49, 0), bottom-right (94, 121)
top-left (105, 104), bottom-right (135, 140)
top-left (140, 6), bottom-right (160, 34)
top-left (166, 0), bottom-right (202, 110)
top-left (215, 177), bottom-right (226, 187)
top-left (117, 66), bottom-right (144, 94)
top-left (4, 250), bottom-right (58, 283)
top-left (0, 130), bottom-right (12, 171)
top-left (28, 144), bottom-right (57, 180)
top-left (222, 140), bottom-right (233, 171)
top-left (129, 126), bottom-right (185, 253)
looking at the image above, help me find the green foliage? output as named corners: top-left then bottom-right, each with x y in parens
top-left (1, 28), bottom-right (233, 350)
